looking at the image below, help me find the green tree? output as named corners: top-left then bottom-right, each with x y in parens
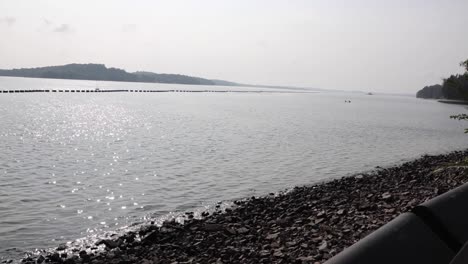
top-left (449, 59), bottom-right (468, 133)
top-left (441, 59), bottom-right (468, 100)
top-left (461, 59), bottom-right (468, 72)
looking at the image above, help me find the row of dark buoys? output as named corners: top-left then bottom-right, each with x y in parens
top-left (0, 89), bottom-right (130, 93)
top-left (0, 89), bottom-right (233, 93)
top-left (0, 89), bottom-right (311, 94)
top-left (1, 90), bottom-right (49, 93)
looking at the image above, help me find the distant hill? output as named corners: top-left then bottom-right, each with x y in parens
top-left (0, 64), bottom-right (138, 82)
top-left (210, 79), bottom-right (239, 86)
top-left (0, 64), bottom-right (230, 86)
top-left (0, 63), bottom-right (322, 91)
top-left (134, 71), bottom-right (215, 85)
top-left (416, 84), bottom-right (443, 99)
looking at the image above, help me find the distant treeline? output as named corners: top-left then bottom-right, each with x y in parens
top-left (417, 60), bottom-right (468, 100)
top-left (0, 63), bottom-right (239, 86)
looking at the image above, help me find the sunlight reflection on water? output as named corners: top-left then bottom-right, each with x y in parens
top-left (0, 77), bottom-right (467, 260)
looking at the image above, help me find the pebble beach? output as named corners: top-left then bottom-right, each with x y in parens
top-left (20, 149), bottom-right (468, 264)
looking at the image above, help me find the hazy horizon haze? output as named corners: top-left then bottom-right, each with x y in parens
top-left (1, 0), bottom-right (467, 93)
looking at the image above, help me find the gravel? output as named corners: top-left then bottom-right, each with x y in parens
top-left (21, 150), bottom-right (468, 264)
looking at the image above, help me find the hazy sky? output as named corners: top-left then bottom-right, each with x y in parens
top-left (0, 0), bottom-right (467, 93)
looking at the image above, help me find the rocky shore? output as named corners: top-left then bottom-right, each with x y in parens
top-left (20, 150), bottom-right (468, 264)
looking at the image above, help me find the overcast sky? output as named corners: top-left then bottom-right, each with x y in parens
top-left (0, 0), bottom-right (467, 93)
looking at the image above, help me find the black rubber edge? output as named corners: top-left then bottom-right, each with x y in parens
top-left (412, 205), bottom-right (462, 252)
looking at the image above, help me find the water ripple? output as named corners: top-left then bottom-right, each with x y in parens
top-left (1, 78), bottom-right (468, 261)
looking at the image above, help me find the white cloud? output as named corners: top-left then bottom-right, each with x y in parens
top-left (122, 24), bottom-right (137, 33)
top-left (43, 18), bottom-right (52, 26)
top-left (53, 24), bottom-right (72, 33)
top-left (0, 17), bottom-right (16, 26)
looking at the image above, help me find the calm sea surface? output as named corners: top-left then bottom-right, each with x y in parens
top-left (1, 77), bottom-right (467, 260)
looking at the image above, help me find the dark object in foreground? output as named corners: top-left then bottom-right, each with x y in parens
top-left (326, 182), bottom-right (468, 264)
top-left (326, 213), bottom-right (454, 264)
top-left (450, 242), bottom-right (468, 264)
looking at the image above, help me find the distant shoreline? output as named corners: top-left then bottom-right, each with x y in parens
top-left (438, 99), bottom-right (468, 105)
top-left (0, 64), bottom-right (316, 91)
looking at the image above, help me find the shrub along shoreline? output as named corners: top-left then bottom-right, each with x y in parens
top-left (21, 150), bottom-right (468, 264)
